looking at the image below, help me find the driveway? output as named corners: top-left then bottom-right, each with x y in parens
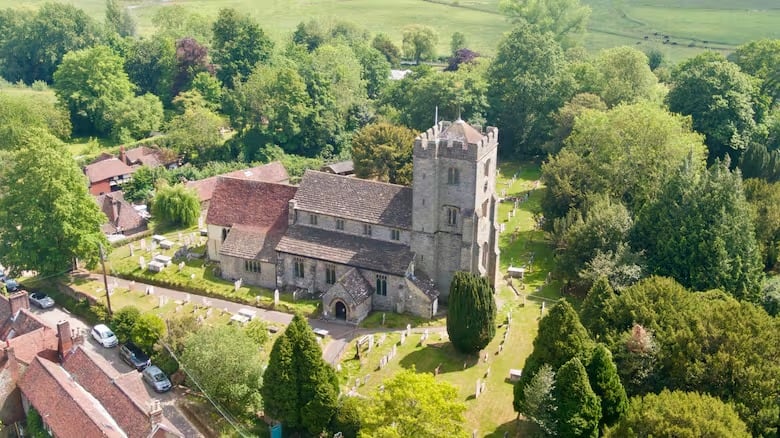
top-left (27, 305), bottom-right (203, 437)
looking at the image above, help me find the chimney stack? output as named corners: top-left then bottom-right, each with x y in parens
top-left (57, 320), bottom-right (74, 362)
top-left (119, 145), bottom-right (127, 165)
top-left (149, 400), bottom-right (163, 428)
top-left (9, 291), bottom-right (28, 315)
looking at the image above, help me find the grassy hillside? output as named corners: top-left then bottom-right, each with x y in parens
top-left (0, 0), bottom-right (777, 62)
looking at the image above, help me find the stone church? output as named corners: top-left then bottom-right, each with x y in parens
top-left (206, 120), bottom-right (500, 322)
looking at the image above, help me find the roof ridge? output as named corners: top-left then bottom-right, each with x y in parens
top-left (302, 169), bottom-right (410, 189)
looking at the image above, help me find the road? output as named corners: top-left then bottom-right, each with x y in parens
top-left (92, 275), bottom-right (359, 365)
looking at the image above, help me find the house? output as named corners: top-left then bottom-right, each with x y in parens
top-left (186, 161), bottom-right (289, 213)
top-left (84, 158), bottom-right (135, 196)
top-left (206, 178), bottom-right (297, 289)
top-left (95, 191), bottom-right (148, 237)
top-left (320, 160), bottom-right (354, 176)
top-left (206, 120), bottom-right (500, 323)
top-left (120, 146), bottom-right (178, 169)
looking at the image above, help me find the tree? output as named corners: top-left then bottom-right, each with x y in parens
top-left (124, 37), bottom-right (176, 105)
top-left (541, 102), bottom-right (708, 220)
top-left (545, 93), bottom-right (606, 154)
top-left (211, 8), bottom-right (273, 88)
top-left (181, 325), bottom-right (263, 419)
top-left (151, 5), bottom-right (211, 44)
top-left (0, 92), bottom-right (71, 150)
top-left (499, 0), bottom-right (591, 47)
top-left (352, 44), bottom-right (391, 99)
top-left (0, 134), bottom-right (107, 275)
top-left (666, 52), bottom-right (765, 163)
top-left (372, 33), bottom-right (401, 66)
top-left (331, 396), bottom-right (362, 438)
top-left (586, 345), bottom-right (627, 427)
top-left (446, 272), bottom-right (497, 354)
top-left (190, 72), bottom-right (223, 111)
top-left (487, 23), bottom-right (575, 156)
top-left (580, 46), bottom-right (658, 107)
top-left (243, 318), bottom-right (269, 347)
top-left (743, 178), bottom-right (780, 269)
top-left (150, 183), bottom-right (200, 228)
top-left (262, 314), bottom-right (339, 434)
top-left (579, 277), bottom-right (616, 340)
top-left (311, 43), bottom-right (367, 117)
top-left (0, 3), bottom-right (101, 84)
top-left (632, 161), bottom-right (764, 302)
top-left (105, 0), bottom-right (135, 37)
top-left (164, 106), bottom-right (226, 162)
top-left (352, 123), bottom-right (416, 185)
top-left (53, 45), bottom-right (135, 136)
top-left (359, 369), bottom-right (467, 438)
top-left (402, 25), bottom-right (438, 64)
top-left (161, 313), bottom-right (199, 354)
top-left (445, 48), bottom-right (480, 72)
top-left (554, 357), bottom-right (601, 438)
top-left (450, 32), bottom-right (467, 54)
top-left (105, 93), bottom-right (164, 142)
top-left (605, 390), bottom-right (751, 438)
top-left (173, 37), bottom-right (214, 97)
top-left (518, 364), bottom-right (558, 435)
top-left (110, 306), bottom-right (141, 344)
top-left (762, 277), bottom-right (780, 316)
top-left (729, 39), bottom-right (780, 106)
top-left (514, 300), bottom-right (593, 411)
top-left (130, 313), bottom-right (166, 352)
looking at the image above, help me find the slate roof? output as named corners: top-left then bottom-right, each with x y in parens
top-left (187, 162), bottom-right (289, 203)
top-left (321, 160), bottom-right (354, 175)
top-left (276, 226), bottom-right (414, 276)
top-left (440, 119), bottom-right (484, 145)
top-left (85, 158), bottom-right (135, 183)
top-left (294, 171), bottom-right (412, 229)
top-left (336, 268), bottom-right (373, 304)
top-left (220, 224), bottom-right (282, 263)
top-left (18, 356), bottom-right (126, 438)
top-left (406, 273), bottom-right (440, 300)
top-left (206, 178), bottom-right (297, 229)
top-left (95, 192), bottom-right (147, 234)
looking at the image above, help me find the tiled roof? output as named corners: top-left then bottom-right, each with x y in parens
top-left (406, 273), bottom-right (440, 300)
top-left (85, 158), bottom-right (135, 183)
top-left (294, 171), bottom-right (412, 229)
top-left (336, 268), bottom-right (372, 304)
top-left (440, 119), bottom-right (485, 145)
top-left (206, 178), bottom-right (297, 229)
top-left (7, 326), bottom-right (58, 365)
top-left (321, 160), bottom-right (354, 175)
top-left (62, 347), bottom-right (152, 438)
top-left (220, 224), bottom-right (283, 263)
top-left (276, 226), bottom-right (414, 276)
top-left (186, 162), bottom-right (289, 202)
top-left (18, 357), bottom-right (126, 438)
top-left (95, 192), bottom-right (147, 234)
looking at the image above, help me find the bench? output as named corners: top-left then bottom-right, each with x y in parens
top-left (313, 328), bottom-right (329, 338)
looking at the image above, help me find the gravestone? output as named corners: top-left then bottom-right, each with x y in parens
top-left (382, 313), bottom-right (386, 326)
top-left (139, 256), bottom-right (146, 270)
top-left (486, 366), bottom-right (491, 377)
top-left (378, 334), bottom-right (387, 346)
top-left (140, 239), bottom-right (146, 251)
top-left (541, 301), bottom-right (546, 316)
top-left (129, 244), bottom-right (134, 256)
top-left (363, 374), bottom-right (370, 385)
top-left (336, 364), bottom-right (342, 372)
top-left (391, 344), bottom-right (397, 358)
top-left (274, 289), bottom-right (280, 306)
top-left (234, 278), bottom-right (242, 292)
top-left (185, 293), bottom-right (191, 304)
top-left (178, 261), bottom-right (185, 272)
top-left (158, 296), bottom-right (165, 308)
top-left (475, 379), bottom-right (481, 398)
top-left (206, 308), bottom-right (212, 317)
top-left (406, 324), bottom-right (411, 336)
top-left (367, 335), bottom-right (374, 352)
top-left (399, 332), bottom-right (406, 345)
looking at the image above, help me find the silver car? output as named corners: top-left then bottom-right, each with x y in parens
top-left (142, 365), bottom-right (172, 393)
top-left (29, 292), bottom-right (55, 309)
top-left (91, 324), bottom-right (118, 348)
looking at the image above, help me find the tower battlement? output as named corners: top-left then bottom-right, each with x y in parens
top-left (414, 120), bottom-right (498, 161)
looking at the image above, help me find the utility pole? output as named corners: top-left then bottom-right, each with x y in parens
top-left (99, 244), bottom-right (113, 318)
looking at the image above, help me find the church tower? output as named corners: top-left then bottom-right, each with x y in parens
top-left (410, 120), bottom-right (500, 300)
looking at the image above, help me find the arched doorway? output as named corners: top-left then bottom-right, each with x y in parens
top-left (334, 301), bottom-right (347, 320)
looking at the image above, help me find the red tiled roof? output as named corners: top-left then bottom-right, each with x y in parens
top-left (18, 357), bottom-right (125, 438)
top-left (95, 192), bottom-right (148, 234)
top-left (62, 347), bottom-right (152, 438)
top-left (206, 178), bottom-right (297, 230)
top-left (7, 326), bottom-right (58, 365)
top-left (85, 158), bottom-right (135, 183)
top-left (186, 162), bottom-right (289, 203)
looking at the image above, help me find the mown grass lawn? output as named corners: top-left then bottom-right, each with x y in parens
top-left (336, 161), bottom-right (561, 436)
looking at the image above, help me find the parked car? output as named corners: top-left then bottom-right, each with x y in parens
top-left (119, 342), bottom-right (151, 371)
top-left (91, 324), bottom-right (118, 348)
top-left (142, 365), bottom-right (172, 393)
top-left (4, 279), bottom-right (21, 292)
top-left (28, 292), bottom-right (55, 309)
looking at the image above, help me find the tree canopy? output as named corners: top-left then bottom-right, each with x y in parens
top-left (446, 271), bottom-right (497, 354)
top-left (150, 183), bottom-right (201, 228)
top-left (554, 357), bottom-right (601, 438)
top-left (499, 0), bottom-right (591, 48)
top-left (402, 25), bottom-right (438, 64)
top-left (211, 8), bottom-right (273, 88)
top-left (351, 122), bottom-right (417, 185)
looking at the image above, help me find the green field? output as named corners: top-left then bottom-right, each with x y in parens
top-left (1, 0), bottom-right (777, 61)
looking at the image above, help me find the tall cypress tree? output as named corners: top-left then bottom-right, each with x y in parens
top-left (586, 344), bottom-right (628, 427)
top-left (579, 276), bottom-right (616, 340)
top-left (262, 314), bottom-right (339, 434)
top-left (514, 300), bottom-right (594, 412)
top-left (555, 357), bottom-right (602, 438)
top-left (447, 271), bottom-right (497, 354)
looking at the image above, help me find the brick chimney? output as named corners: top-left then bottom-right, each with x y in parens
top-left (9, 291), bottom-right (28, 315)
top-left (119, 145), bottom-right (127, 165)
top-left (149, 400), bottom-right (163, 428)
top-left (57, 320), bottom-right (74, 362)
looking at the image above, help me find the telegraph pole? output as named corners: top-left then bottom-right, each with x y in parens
top-left (99, 244), bottom-right (113, 318)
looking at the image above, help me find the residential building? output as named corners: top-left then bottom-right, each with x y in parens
top-left (320, 160), bottom-right (354, 176)
top-left (95, 191), bottom-right (148, 237)
top-left (84, 158), bottom-right (135, 196)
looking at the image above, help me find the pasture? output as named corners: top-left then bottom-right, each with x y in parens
top-left (1, 0), bottom-right (777, 61)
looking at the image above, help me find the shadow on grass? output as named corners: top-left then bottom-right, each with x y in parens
top-left (398, 343), bottom-right (476, 374)
top-left (484, 418), bottom-right (540, 438)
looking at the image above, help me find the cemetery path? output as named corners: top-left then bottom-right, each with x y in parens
top-left (91, 275), bottom-right (358, 364)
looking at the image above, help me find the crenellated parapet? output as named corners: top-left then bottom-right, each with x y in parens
top-left (414, 120), bottom-right (499, 161)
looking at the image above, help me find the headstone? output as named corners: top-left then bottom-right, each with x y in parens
top-left (190, 232), bottom-right (196, 243)
top-left (158, 296), bottom-right (165, 308)
top-left (177, 232), bottom-right (183, 242)
top-left (406, 324), bottom-right (411, 336)
top-left (197, 315), bottom-right (204, 324)
top-left (378, 334), bottom-right (387, 346)
top-left (206, 308), bottom-right (213, 317)
top-left (382, 313), bottom-right (386, 326)
top-left (139, 256), bottom-right (146, 270)
top-left (391, 344), bottom-right (397, 358)
top-left (149, 286), bottom-right (155, 295)
top-left (541, 301), bottom-right (546, 316)
top-left (486, 366), bottom-right (491, 377)
top-left (175, 305), bottom-right (182, 313)
top-left (367, 335), bottom-right (374, 352)
top-left (484, 352), bottom-right (489, 363)
top-left (507, 212), bottom-right (511, 222)
top-left (151, 240), bottom-right (157, 251)
top-left (355, 378), bottom-right (361, 388)
top-left (499, 344), bottom-right (504, 354)
top-left (336, 364), bottom-right (342, 372)
top-left (399, 332), bottom-right (406, 345)
top-left (274, 289), bottom-right (279, 306)
top-left (185, 293), bottom-right (191, 303)
top-left (129, 244), bottom-right (134, 256)
top-left (363, 374), bottom-right (370, 385)
top-left (234, 278), bottom-right (242, 291)
top-left (475, 379), bottom-right (481, 398)
top-left (140, 239), bottom-right (146, 251)
top-left (178, 261), bottom-right (185, 272)
top-left (473, 431), bottom-right (478, 438)
top-left (481, 381), bottom-right (486, 394)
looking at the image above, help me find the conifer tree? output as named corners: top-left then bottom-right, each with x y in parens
top-left (446, 271), bottom-right (497, 354)
top-left (586, 344), bottom-right (627, 427)
top-left (514, 300), bottom-right (593, 412)
top-left (579, 277), bottom-right (616, 340)
top-left (262, 314), bottom-right (339, 434)
top-left (518, 363), bottom-right (558, 435)
top-left (555, 357), bottom-right (602, 438)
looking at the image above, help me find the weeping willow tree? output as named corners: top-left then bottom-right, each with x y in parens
top-left (150, 182), bottom-right (200, 227)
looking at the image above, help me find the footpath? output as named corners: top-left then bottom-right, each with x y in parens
top-left (90, 275), bottom-right (358, 365)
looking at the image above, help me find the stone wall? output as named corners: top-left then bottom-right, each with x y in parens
top-left (219, 255), bottom-right (277, 290)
